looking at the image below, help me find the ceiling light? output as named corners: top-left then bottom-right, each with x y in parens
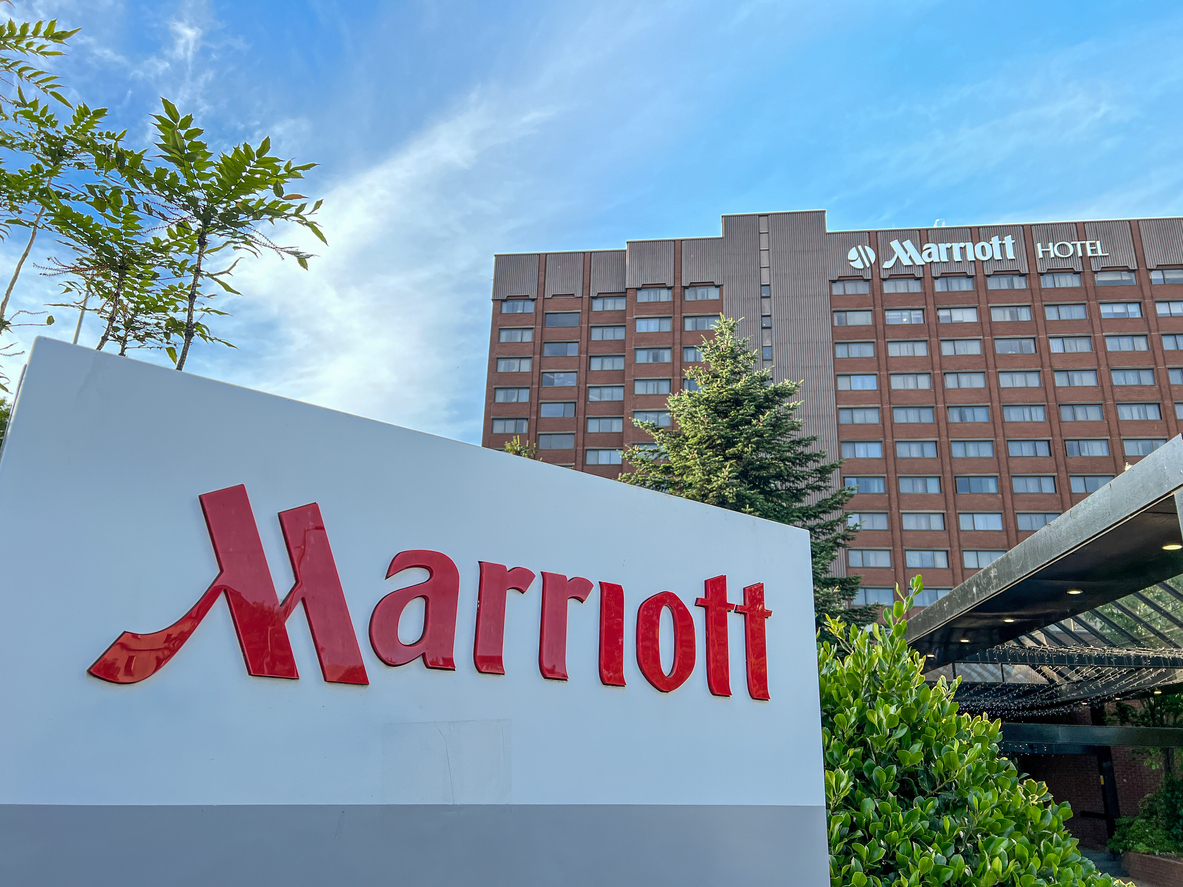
top-left (1164, 544), bottom-right (1183, 551)
top-left (1067, 589), bottom-right (1083, 595)
top-left (1003, 617), bottom-right (1016, 623)
top-left (1154, 689), bottom-right (1163, 695)
top-left (959, 638), bottom-right (971, 643)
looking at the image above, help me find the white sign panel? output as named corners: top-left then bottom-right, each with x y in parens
top-left (0, 339), bottom-right (826, 886)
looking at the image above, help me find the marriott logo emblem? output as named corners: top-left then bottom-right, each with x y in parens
top-left (89, 485), bottom-right (773, 699)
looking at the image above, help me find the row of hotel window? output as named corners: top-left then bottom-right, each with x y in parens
top-left (496, 347), bottom-right (706, 373)
top-left (831, 269), bottom-right (1183, 295)
top-left (492, 414), bottom-right (671, 435)
top-left (836, 335), bottom-right (1183, 358)
top-left (833, 301), bottom-right (1183, 326)
top-left (836, 368), bottom-right (1182, 390)
top-left (840, 438), bottom-right (1163, 458)
top-left (499, 316), bottom-right (718, 337)
top-left (848, 548), bottom-right (1008, 570)
top-left (857, 587), bottom-right (947, 606)
top-left (848, 511), bottom-right (1059, 532)
top-left (494, 379), bottom-right (694, 402)
top-left (499, 286), bottom-right (720, 314)
top-left (840, 403), bottom-right (1183, 423)
top-left (845, 474), bottom-right (1113, 495)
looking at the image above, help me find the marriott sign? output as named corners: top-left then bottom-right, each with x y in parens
top-left (857, 234), bottom-right (1110, 271)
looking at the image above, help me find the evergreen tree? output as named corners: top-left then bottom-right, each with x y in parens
top-left (621, 315), bottom-right (873, 633)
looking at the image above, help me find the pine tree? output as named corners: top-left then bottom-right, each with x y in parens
top-left (620, 315), bottom-right (873, 634)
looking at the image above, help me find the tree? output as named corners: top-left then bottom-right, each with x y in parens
top-left (137, 98), bottom-right (325, 370)
top-left (620, 315), bottom-right (871, 633)
top-left (0, 393), bottom-right (8, 446)
top-left (503, 435), bottom-right (538, 458)
top-left (823, 576), bottom-right (1114, 887)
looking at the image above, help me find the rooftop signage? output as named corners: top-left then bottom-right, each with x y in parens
top-left (847, 234), bottom-right (1109, 272)
top-left (0, 338), bottom-right (826, 885)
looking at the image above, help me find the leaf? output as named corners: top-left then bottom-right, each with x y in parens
top-left (165, 346), bottom-right (177, 365)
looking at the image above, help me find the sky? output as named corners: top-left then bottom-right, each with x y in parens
top-left (5, 0), bottom-right (1183, 443)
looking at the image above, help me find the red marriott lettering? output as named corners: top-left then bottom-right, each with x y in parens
top-left (89, 485), bottom-right (773, 699)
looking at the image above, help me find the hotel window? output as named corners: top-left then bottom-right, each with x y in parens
top-left (684, 285), bottom-right (720, 300)
top-left (591, 296), bottom-right (625, 311)
top-left (883, 278), bottom-right (923, 293)
top-left (847, 512), bottom-right (890, 530)
top-left (845, 476), bottom-right (887, 494)
top-left (855, 588), bottom-right (895, 606)
top-left (996, 338), bottom-right (1036, 354)
top-left (538, 434), bottom-right (574, 449)
top-left (1117, 403), bottom-right (1162, 420)
top-left (896, 440), bottom-right (938, 457)
top-left (890, 373), bottom-right (931, 390)
top-left (1013, 476), bottom-right (1056, 493)
top-left (837, 374), bottom-right (877, 390)
top-left (947, 405), bottom-right (990, 423)
top-left (501, 298), bottom-right (535, 313)
top-left (1158, 301), bottom-right (1183, 318)
top-left (836, 341), bottom-right (875, 358)
top-left (959, 513), bottom-right (1004, 531)
top-left (1003, 404), bottom-right (1046, 421)
top-left (636, 287), bottom-right (671, 302)
top-left (944, 371), bottom-right (986, 389)
top-left (1045, 303), bottom-right (1087, 320)
top-left (543, 342), bottom-right (578, 357)
top-left (906, 550), bottom-right (949, 568)
top-left (491, 418), bottom-right (528, 434)
top-left (885, 308), bottom-right (924, 325)
top-left (1017, 513), bottom-right (1060, 531)
top-left (901, 512), bottom-right (945, 530)
top-left (841, 441), bottom-right (884, 458)
top-left (1059, 404), bottom-right (1103, 422)
top-left (585, 449), bottom-right (623, 465)
top-left (964, 550), bottom-right (1005, 569)
top-left (913, 587), bottom-right (951, 606)
top-left (1125, 439), bottom-right (1166, 456)
top-left (684, 316), bottom-right (718, 331)
top-left (541, 372), bottom-right (576, 387)
top-left (848, 549), bottom-right (891, 568)
top-left (1070, 475), bottom-right (1114, 494)
top-left (1177, 403), bottom-right (1183, 419)
top-left (832, 279), bottom-right (871, 295)
top-left (635, 348), bottom-right (671, 363)
top-left (1164, 335), bottom-right (1183, 350)
top-left (588, 385), bottom-right (625, 401)
top-left (762, 315), bottom-right (772, 328)
top-left (934, 276), bottom-right (974, 292)
top-left (840, 407), bottom-right (881, 424)
top-left (1049, 336), bottom-right (1092, 353)
top-left (990, 305), bottom-right (1033, 322)
top-left (938, 306), bottom-right (978, 323)
top-left (1111, 368), bottom-right (1154, 386)
top-left (952, 440), bottom-right (995, 458)
top-left (586, 417), bottom-right (623, 433)
top-left (496, 357), bottom-right (531, 372)
top-left (762, 346), bottom-right (773, 360)
top-left (1152, 270), bottom-right (1183, 285)
top-left (893, 407), bottom-right (935, 423)
top-left (683, 346), bottom-right (704, 362)
top-left (1099, 302), bottom-right (1142, 319)
top-left (1095, 270), bottom-right (1138, 286)
top-left (987, 274), bottom-right (1027, 289)
top-left (940, 338), bottom-right (982, 355)
top-left (545, 312), bottom-right (580, 327)
top-left (955, 476), bottom-right (999, 494)
top-left (762, 285), bottom-right (771, 297)
top-left (1173, 369), bottom-right (1183, 385)
top-left (1007, 439), bottom-right (1050, 457)
top-left (1040, 272), bottom-right (1082, 288)
top-left (1054, 370), bottom-right (1098, 387)
top-left (499, 328), bottom-right (533, 343)
top-left (634, 410), bottom-right (671, 427)
top-left (899, 476), bottom-right (941, 493)
top-left (1106, 335), bottom-right (1149, 352)
top-left (1065, 439), bottom-right (1109, 457)
top-left (683, 379), bottom-right (700, 392)
top-left (999, 371), bottom-right (1041, 388)
top-left (540, 402), bottom-right (575, 417)
top-left (589, 355), bottom-right (624, 370)
top-left (833, 310), bottom-right (873, 326)
top-left (494, 387), bottom-right (529, 403)
top-left (636, 317), bottom-right (671, 333)
top-left (590, 325), bottom-right (625, 341)
top-left (887, 340), bottom-right (928, 356)
top-left (634, 379), bottom-right (670, 395)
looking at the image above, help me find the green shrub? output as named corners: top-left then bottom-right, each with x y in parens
top-left (1109, 777), bottom-right (1183, 855)
top-left (821, 577), bottom-right (1114, 887)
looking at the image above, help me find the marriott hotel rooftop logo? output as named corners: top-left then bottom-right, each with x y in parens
top-left (846, 233), bottom-right (1109, 271)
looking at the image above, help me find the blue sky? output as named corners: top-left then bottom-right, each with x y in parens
top-left (6, 0), bottom-right (1183, 442)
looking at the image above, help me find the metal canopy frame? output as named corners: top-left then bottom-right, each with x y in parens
top-left (903, 436), bottom-right (1183, 714)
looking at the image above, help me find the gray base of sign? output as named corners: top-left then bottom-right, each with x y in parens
top-left (0, 803), bottom-right (826, 886)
